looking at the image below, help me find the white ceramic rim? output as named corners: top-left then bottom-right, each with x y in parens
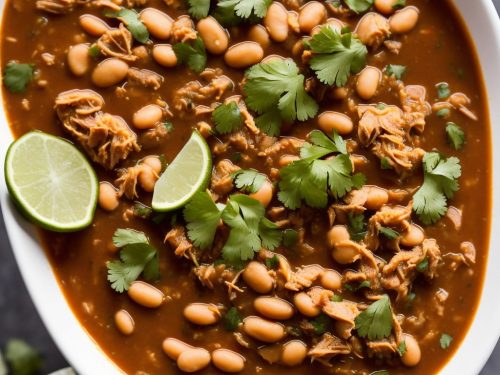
top-left (1, 1), bottom-right (500, 374)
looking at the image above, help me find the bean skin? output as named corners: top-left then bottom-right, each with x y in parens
top-left (253, 296), bottom-right (294, 320)
top-left (364, 186), bottom-right (389, 210)
top-left (331, 242), bottom-right (360, 264)
top-left (212, 349), bottom-right (245, 373)
top-left (264, 2), bottom-right (289, 42)
top-left (400, 224), bottom-right (425, 247)
top-left (248, 180), bottom-right (274, 207)
top-left (139, 8), bottom-right (173, 40)
top-left (374, 0), bottom-right (401, 15)
top-left (281, 340), bottom-right (307, 366)
top-left (298, 1), bottom-right (327, 34)
top-left (98, 182), bottom-right (119, 211)
top-left (133, 104), bottom-right (163, 130)
top-left (79, 14), bottom-right (110, 36)
top-left (293, 292), bottom-right (320, 317)
top-left (243, 316), bottom-right (286, 343)
top-left (162, 338), bottom-right (194, 360)
top-left (356, 66), bottom-right (382, 100)
top-left (142, 155), bottom-right (162, 174)
top-left (177, 347), bottom-right (211, 372)
top-left (327, 225), bottom-right (350, 249)
top-left (138, 164), bottom-right (157, 193)
top-left (248, 24), bottom-right (270, 49)
top-left (242, 261), bottom-right (274, 294)
top-left (152, 44), bottom-right (177, 68)
top-left (197, 17), bottom-right (229, 55)
top-left (320, 269), bottom-right (342, 291)
top-left (401, 333), bottom-right (421, 366)
top-left (318, 111), bottom-right (354, 135)
top-left (183, 303), bottom-right (221, 325)
top-left (91, 58), bottom-right (128, 88)
top-left (127, 281), bottom-right (164, 308)
top-left (389, 6), bottom-right (419, 34)
top-left (224, 42), bottom-right (264, 69)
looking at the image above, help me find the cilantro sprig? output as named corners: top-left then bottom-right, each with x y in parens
top-left (183, 192), bottom-right (282, 262)
top-left (104, 8), bottom-right (149, 43)
top-left (3, 62), bottom-right (34, 93)
top-left (212, 102), bottom-right (243, 134)
top-left (243, 58), bottom-right (318, 136)
top-left (344, 0), bottom-right (373, 13)
top-left (278, 130), bottom-right (366, 209)
top-left (173, 36), bottom-right (207, 73)
top-left (187, 0), bottom-right (210, 19)
top-left (385, 64), bottom-right (406, 80)
top-left (231, 169), bottom-right (266, 193)
top-left (446, 122), bottom-right (465, 150)
top-left (413, 152), bottom-right (461, 225)
top-left (355, 294), bottom-right (393, 340)
top-left (306, 25), bottom-right (367, 87)
top-left (107, 229), bottom-right (160, 292)
top-left (217, 0), bottom-right (272, 18)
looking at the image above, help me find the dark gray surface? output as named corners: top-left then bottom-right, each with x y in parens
top-left (2, 2), bottom-right (500, 374)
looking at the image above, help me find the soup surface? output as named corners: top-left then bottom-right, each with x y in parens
top-left (1, 0), bottom-right (491, 374)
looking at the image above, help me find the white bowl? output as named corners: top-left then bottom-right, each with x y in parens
top-left (1, 1), bottom-right (500, 374)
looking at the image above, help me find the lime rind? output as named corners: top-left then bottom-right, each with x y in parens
top-left (152, 130), bottom-right (212, 212)
top-left (4, 131), bottom-right (98, 232)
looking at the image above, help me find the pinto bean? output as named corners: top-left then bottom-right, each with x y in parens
top-left (281, 340), bottom-right (307, 366)
top-left (114, 309), bottom-right (135, 335)
top-left (197, 17), bottom-right (229, 55)
top-left (248, 24), bottom-right (270, 49)
top-left (248, 179), bottom-right (273, 207)
top-left (327, 225), bottom-right (350, 249)
top-left (91, 58), bottom-right (128, 88)
top-left (320, 269), bottom-right (342, 291)
top-left (355, 12), bottom-right (388, 46)
top-left (177, 347), bottom-right (211, 372)
top-left (400, 224), bottom-right (425, 247)
top-left (253, 296), bottom-right (294, 320)
top-left (127, 281), bottom-right (164, 308)
top-left (318, 111), bottom-right (353, 135)
top-left (331, 242), bottom-right (360, 264)
top-left (152, 44), bottom-right (177, 68)
top-left (133, 104), bottom-right (163, 130)
top-left (67, 44), bottom-right (90, 77)
top-left (374, 0), bottom-right (400, 15)
top-left (364, 186), bottom-right (389, 210)
top-left (264, 2), bottom-right (289, 42)
top-left (79, 14), bottom-right (110, 36)
top-left (356, 66), bottom-right (382, 100)
top-left (389, 6), bottom-right (419, 34)
top-left (183, 303), bottom-right (221, 325)
top-left (138, 164), bottom-right (157, 193)
top-left (98, 182), bottom-right (119, 211)
top-left (139, 8), bottom-right (173, 40)
top-left (298, 1), bottom-right (326, 33)
top-left (142, 155), bottom-right (162, 174)
top-left (224, 42), bottom-right (264, 68)
top-left (293, 292), bottom-right (320, 317)
top-left (162, 338), bottom-right (194, 360)
top-left (401, 333), bottom-right (421, 367)
top-left (242, 261), bottom-right (274, 294)
top-left (212, 349), bottom-right (245, 373)
top-left (311, 17), bottom-right (343, 35)
top-left (243, 316), bottom-right (286, 343)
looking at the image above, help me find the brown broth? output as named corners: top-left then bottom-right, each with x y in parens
top-left (1, 0), bottom-right (491, 374)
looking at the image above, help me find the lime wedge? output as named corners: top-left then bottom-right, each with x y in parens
top-left (152, 130), bottom-right (212, 212)
top-left (4, 131), bottom-right (98, 232)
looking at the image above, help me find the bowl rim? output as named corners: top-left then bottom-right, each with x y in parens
top-left (1, 1), bottom-right (500, 374)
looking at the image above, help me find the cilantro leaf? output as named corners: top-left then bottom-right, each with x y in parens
top-left (310, 314), bottom-right (332, 335)
top-left (436, 82), bottom-right (451, 99)
top-left (187, 0), bottom-right (210, 19)
top-left (282, 228), bottom-right (299, 248)
top-left (307, 26), bottom-right (367, 86)
top-left (173, 36), bottom-right (207, 73)
top-left (88, 44), bottom-right (100, 58)
top-left (104, 8), bottom-right (149, 43)
top-left (223, 307), bottom-right (242, 331)
top-left (213, 3), bottom-right (243, 26)
top-left (213, 102), bottom-right (243, 134)
top-left (278, 131), bottom-right (365, 209)
top-left (244, 58), bottom-right (318, 135)
top-left (183, 191), bottom-right (223, 249)
top-left (440, 333), bottom-right (453, 349)
top-left (397, 340), bottom-right (407, 356)
top-left (355, 294), bottom-right (393, 340)
top-left (221, 195), bottom-right (281, 262)
top-left (3, 62), bottom-right (34, 93)
top-left (413, 152), bottom-right (462, 224)
top-left (232, 169), bottom-right (266, 193)
top-left (217, 0), bottom-right (272, 18)
top-left (380, 157), bottom-right (393, 170)
top-left (4, 339), bottom-right (42, 375)
top-left (264, 255), bottom-right (279, 269)
top-left (379, 226), bottom-right (399, 239)
top-left (331, 294), bottom-right (343, 302)
top-left (385, 64), bottom-right (406, 80)
top-left (446, 122), bottom-right (465, 150)
top-left (416, 256), bottom-right (428, 272)
top-left (393, 0), bottom-right (406, 8)
top-left (348, 213), bottom-right (367, 241)
top-left (107, 229), bottom-right (159, 292)
top-left (344, 0), bottom-right (374, 13)
top-left (436, 108), bottom-right (450, 118)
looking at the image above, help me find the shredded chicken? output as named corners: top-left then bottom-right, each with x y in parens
top-left (54, 89), bottom-right (139, 169)
top-left (127, 68), bottom-right (164, 90)
top-left (356, 13), bottom-right (390, 49)
top-left (36, 0), bottom-right (84, 14)
top-left (285, 265), bottom-right (324, 291)
top-left (114, 163), bottom-right (157, 199)
top-left (170, 15), bottom-right (197, 43)
top-left (97, 24), bottom-right (137, 62)
top-left (308, 333), bottom-right (351, 365)
top-left (210, 159), bottom-right (240, 197)
top-left (164, 225), bottom-right (194, 258)
top-left (365, 201), bottom-right (412, 250)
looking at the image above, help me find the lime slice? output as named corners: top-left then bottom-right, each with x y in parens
top-left (4, 131), bottom-right (98, 232)
top-left (152, 130), bottom-right (212, 212)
